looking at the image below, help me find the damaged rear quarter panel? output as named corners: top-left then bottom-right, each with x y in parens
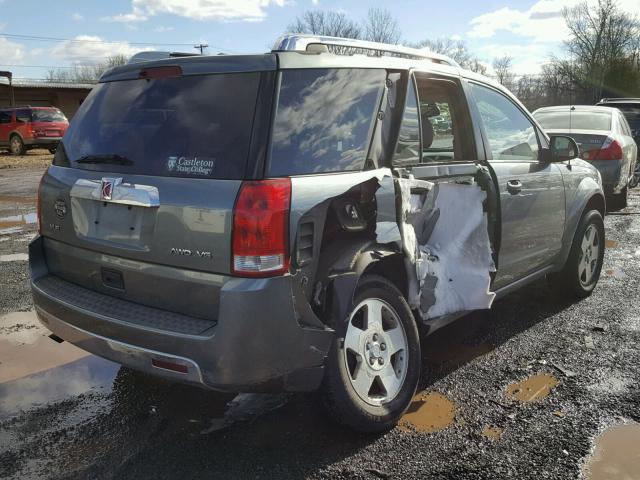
top-left (288, 168), bottom-right (498, 330)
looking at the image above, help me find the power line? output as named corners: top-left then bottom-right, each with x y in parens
top-left (0, 33), bottom-right (192, 46)
top-left (0, 33), bottom-right (234, 52)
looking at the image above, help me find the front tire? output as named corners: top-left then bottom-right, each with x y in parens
top-left (321, 275), bottom-right (421, 433)
top-left (550, 209), bottom-right (605, 298)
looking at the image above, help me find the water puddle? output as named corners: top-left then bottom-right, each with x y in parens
top-left (0, 212), bottom-right (37, 235)
top-left (482, 425), bottom-right (503, 440)
top-left (505, 373), bottom-right (558, 403)
top-left (0, 356), bottom-right (120, 419)
top-left (0, 311), bottom-right (120, 418)
top-left (0, 311), bottom-right (90, 383)
top-left (604, 268), bottom-right (627, 279)
top-left (583, 423), bottom-right (640, 480)
top-left (604, 239), bottom-right (619, 249)
top-left (399, 392), bottom-right (456, 433)
top-left (0, 253), bottom-right (28, 262)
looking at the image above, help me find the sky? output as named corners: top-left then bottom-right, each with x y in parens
top-left (0, 0), bottom-right (639, 81)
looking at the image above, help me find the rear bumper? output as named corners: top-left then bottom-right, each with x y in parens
top-left (23, 137), bottom-right (62, 147)
top-left (591, 160), bottom-right (626, 195)
top-left (29, 236), bottom-right (333, 392)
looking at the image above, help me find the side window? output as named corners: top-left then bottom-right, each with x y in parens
top-left (470, 83), bottom-right (539, 161)
top-left (15, 109), bottom-right (31, 123)
top-left (415, 75), bottom-right (475, 162)
top-left (268, 68), bottom-right (386, 176)
top-left (0, 111), bottom-right (11, 124)
top-left (392, 77), bottom-right (421, 166)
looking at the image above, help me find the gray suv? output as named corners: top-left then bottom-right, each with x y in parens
top-left (31, 35), bottom-right (606, 432)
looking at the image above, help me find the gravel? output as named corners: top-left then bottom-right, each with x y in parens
top-left (0, 168), bottom-right (638, 480)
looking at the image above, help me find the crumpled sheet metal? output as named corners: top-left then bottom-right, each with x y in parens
top-left (397, 177), bottom-right (496, 319)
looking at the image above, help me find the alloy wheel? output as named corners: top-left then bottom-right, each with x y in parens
top-left (343, 298), bottom-right (408, 406)
top-left (578, 224), bottom-right (600, 287)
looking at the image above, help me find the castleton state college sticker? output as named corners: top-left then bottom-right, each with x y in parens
top-left (167, 156), bottom-right (215, 176)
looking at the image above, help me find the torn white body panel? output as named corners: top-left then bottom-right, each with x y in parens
top-left (419, 183), bottom-right (495, 318)
top-left (397, 176), bottom-right (496, 319)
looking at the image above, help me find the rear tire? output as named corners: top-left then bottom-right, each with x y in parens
top-left (549, 209), bottom-right (604, 298)
top-left (608, 188), bottom-right (628, 211)
top-left (9, 135), bottom-right (25, 156)
top-left (321, 275), bottom-right (421, 433)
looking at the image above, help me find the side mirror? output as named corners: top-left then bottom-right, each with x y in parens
top-left (542, 135), bottom-right (580, 163)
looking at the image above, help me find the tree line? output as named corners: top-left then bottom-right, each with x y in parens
top-left (287, 1), bottom-right (640, 110)
top-left (45, 0), bottom-right (640, 112)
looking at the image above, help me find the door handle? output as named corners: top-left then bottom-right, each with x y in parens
top-left (507, 180), bottom-right (522, 195)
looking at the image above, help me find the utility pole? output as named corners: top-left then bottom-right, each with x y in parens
top-left (194, 43), bottom-right (208, 55)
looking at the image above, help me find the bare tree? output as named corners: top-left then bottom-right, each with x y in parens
top-left (413, 38), bottom-right (486, 72)
top-left (46, 55), bottom-right (129, 83)
top-left (562, 0), bottom-right (640, 101)
top-left (363, 8), bottom-right (401, 44)
top-left (287, 10), bottom-right (361, 39)
top-left (492, 55), bottom-right (516, 90)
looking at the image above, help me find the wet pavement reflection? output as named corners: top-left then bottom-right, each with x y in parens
top-left (0, 311), bottom-right (119, 418)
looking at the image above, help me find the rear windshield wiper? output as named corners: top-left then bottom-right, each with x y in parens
top-left (75, 154), bottom-right (134, 165)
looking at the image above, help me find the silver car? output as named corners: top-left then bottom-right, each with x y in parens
top-left (31, 35), bottom-right (606, 433)
top-left (533, 105), bottom-right (638, 209)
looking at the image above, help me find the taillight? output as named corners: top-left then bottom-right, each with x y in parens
top-left (582, 137), bottom-right (623, 161)
top-left (36, 170), bottom-right (46, 234)
top-left (232, 178), bottom-right (291, 277)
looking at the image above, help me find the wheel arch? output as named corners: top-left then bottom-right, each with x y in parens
top-left (557, 187), bottom-right (606, 270)
top-left (320, 240), bottom-right (409, 327)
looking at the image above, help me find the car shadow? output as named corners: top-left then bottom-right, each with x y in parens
top-left (76, 278), bottom-right (581, 479)
top-left (420, 277), bottom-right (579, 387)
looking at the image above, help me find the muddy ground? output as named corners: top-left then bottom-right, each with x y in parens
top-left (0, 160), bottom-right (639, 479)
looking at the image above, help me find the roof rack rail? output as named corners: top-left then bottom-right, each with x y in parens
top-left (599, 97), bottom-right (640, 102)
top-left (272, 34), bottom-right (460, 67)
top-left (128, 51), bottom-right (201, 64)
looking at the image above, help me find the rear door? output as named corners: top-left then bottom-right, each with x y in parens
top-left (39, 59), bottom-right (276, 319)
top-left (467, 82), bottom-right (565, 288)
top-left (393, 71), bottom-right (484, 179)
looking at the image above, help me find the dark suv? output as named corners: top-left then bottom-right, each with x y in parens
top-left (0, 106), bottom-right (69, 155)
top-left (31, 35), bottom-right (606, 432)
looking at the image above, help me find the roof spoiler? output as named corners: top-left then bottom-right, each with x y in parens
top-left (128, 51), bottom-right (201, 64)
top-left (271, 33), bottom-right (460, 67)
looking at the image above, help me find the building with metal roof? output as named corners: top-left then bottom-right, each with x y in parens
top-left (0, 76), bottom-right (94, 119)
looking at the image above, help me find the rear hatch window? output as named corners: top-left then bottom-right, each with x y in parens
top-left (57, 72), bottom-right (261, 179)
top-left (268, 68), bottom-right (386, 176)
top-left (534, 111), bottom-right (612, 131)
top-left (32, 109), bottom-right (67, 122)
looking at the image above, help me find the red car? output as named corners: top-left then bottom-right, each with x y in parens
top-left (0, 106), bottom-right (69, 155)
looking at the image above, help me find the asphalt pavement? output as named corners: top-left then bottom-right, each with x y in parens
top-left (0, 162), bottom-right (638, 480)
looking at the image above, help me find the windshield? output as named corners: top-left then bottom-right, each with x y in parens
top-left (534, 110), bottom-right (612, 131)
top-left (59, 72), bottom-right (261, 179)
top-left (32, 109), bottom-right (67, 122)
top-left (268, 68), bottom-right (385, 176)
